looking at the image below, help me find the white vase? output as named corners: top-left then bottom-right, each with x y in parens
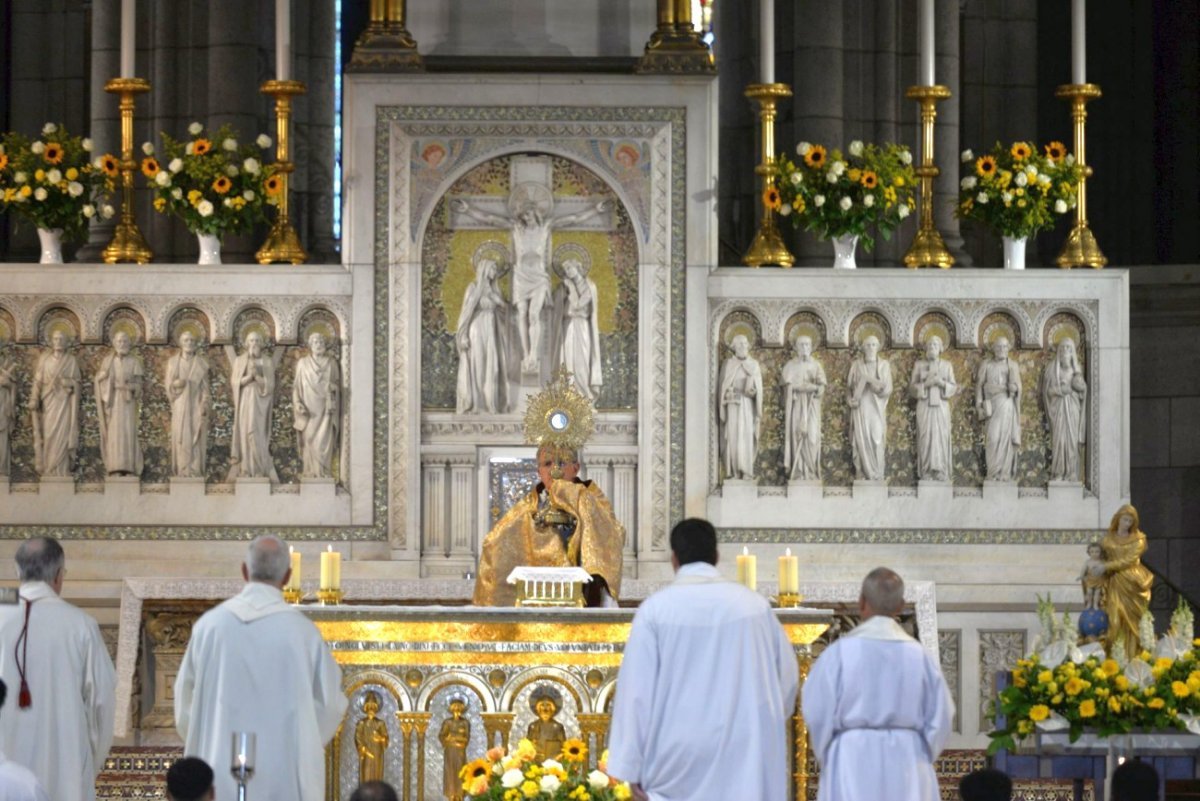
top-left (196, 233), bottom-right (222, 265)
top-left (1002, 235), bottom-right (1028, 270)
top-left (37, 228), bottom-right (64, 264)
top-left (832, 233), bottom-right (859, 270)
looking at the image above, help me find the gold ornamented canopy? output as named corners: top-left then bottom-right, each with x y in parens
top-left (523, 366), bottom-right (595, 453)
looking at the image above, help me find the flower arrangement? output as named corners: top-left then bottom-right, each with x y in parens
top-left (774, 140), bottom-right (916, 250)
top-left (142, 122), bottom-right (275, 236)
top-left (955, 141), bottom-right (1082, 238)
top-left (0, 122), bottom-right (115, 241)
top-left (461, 737), bottom-right (633, 801)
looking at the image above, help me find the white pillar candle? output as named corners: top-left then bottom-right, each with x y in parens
top-left (919, 0), bottom-right (935, 86)
top-left (276, 0), bottom-right (291, 81)
top-left (1071, 0), bottom-right (1086, 84)
top-left (759, 0), bottom-right (774, 84)
top-left (120, 0), bottom-right (135, 78)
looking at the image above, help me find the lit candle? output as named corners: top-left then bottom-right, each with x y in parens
top-left (1071, 0), bottom-right (1086, 84)
top-left (918, 0), bottom-right (935, 86)
top-left (320, 545), bottom-right (337, 590)
top-left (120, 0), bottom-right (135, 78)
top-left (736, 546), bottom-right (757, 591)
top-left (778, 548), bottom-right (800, 594)
top-left (759, 0), bottom-right (774, 84)
top-left (276, 0), bottom-right (291, 81)
top-left (287, 546), bottom-right (301, 591)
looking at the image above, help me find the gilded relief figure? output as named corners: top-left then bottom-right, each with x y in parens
top-left (354, 691), bottom-right (389, 784)
top-left (439, 695), bottom-right (470, 801)
top-left (526, 686), bottom-right (566, 763)
top-left (1102, 504), bottom-right (1153, 657)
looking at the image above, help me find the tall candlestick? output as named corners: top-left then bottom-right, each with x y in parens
top-left (276, 0), bottom-right (291, 81)
top-left (759, 0), bottom-right (774, 84)
top-left (918, 0), bottom-right (935, 86)
top-left (1071, 0), bottom-right (1086, 84)
top-left (778, 548), bottom-right (799, 594)
top-left (120, 0), bottom-right (135, 78)
top-left (736, 546), bottom-right (757, 591)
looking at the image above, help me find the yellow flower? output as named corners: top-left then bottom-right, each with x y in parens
top-left (1017, 719), bottom-right (1033, 735)
top-left (34, 169), bottom-right (46, 182)
top-left (598, 749), bottom-right (609, 773)
top-left (505, 790), bottom-right (522, 801)
top-left (1092, 669), bottom-right (1106, 682)
top-left (43, 143), bottom-right (64, 164)
top-left (1010, 141), bottom-right (1032, 161)
top-left (1017, 199), bottom-right (1027, 208)
top-left (1012, 672), bottom-right (1027, 688)
top-left (1029, 704), bottom-right (1050, 722)
top-left (847, 168), bottom-right (862, 182)
top-left (1051, 694), bottom-right (1063, 704)
top-left (18, 185), bottom-right (31, 198)
top-left (1037, 670), bottom-right (1054, 685)
top-left (976, 155), bottom-right (997, 178)
top-left (193, 138), bottom-right (212, 156)
top-left (1114, 676), bottom-right (1129, 691)
top-left (762, 186), bottom-right (781, 211)
top-left (561, 738), bottom-right (588, 763)
top-left (1149, 697), bottom-right (1166, 709)
top-left (187, 189), bottom-right (202, 206)
top-left (1047, 681), bottom-right (1059, 694)
top-left (141, 157), bottom-right (160, 178)
top-left (0, 153), bottom-right (7, 170)
top-left (804, 144), bottom-right (827, 168)
top-left (65, 167), bottom-right (78, 180)
top-left (1172, 680), bottom-right (1190, 698)
top-left (860, 170), bottom-right (878, 189)
top-left (467, 776), bottom-right (489, 796)
top-left (1156, 657), bottom-right (1174, 671)
top-left (265, 174), bottom-right (284, 196)
top-left (153, 197), bottom-right (167, 212)
top-left (1143, 686), bottom-right (1157, 697)
top-left (883, 186), bottom-right (897, 206)
top-left (1064, 677), bottom-right (1088, 696)
top-left (997, 170), bottom-right (1012, 189)
top-left (1095, 687), bottom-right (1109, 700)
top-left (100, 154), bottom-right (120, 178)
top-left (614, 784), bottom-right (632, 801)
top-left (1079, 699), bottom-right (1097, 718)
top-left (1044, 141), bottom-right (1067, 161)
top-left (515, 739), bottom-right (538, 762)
top-left (212, 176), bottom-right (232, 194)
top-left (1109, 696), bottom-right (1122, 713)
top-left (893, 176), bottom-right (905, 187)
top-left (521, 780), bottom-right (540, 799)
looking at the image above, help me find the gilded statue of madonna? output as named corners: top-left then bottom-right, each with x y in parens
top-left (1101, 504), bottom-right (1153, 657)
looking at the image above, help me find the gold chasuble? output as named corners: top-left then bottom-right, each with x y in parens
top-left (473, 478), bottom-right (624, 607)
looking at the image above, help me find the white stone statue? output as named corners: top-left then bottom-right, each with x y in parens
top-left (95, 330), bottom-right (144, 476)
top-left (293, 332), bottom-right (341, 479)
top-left (975, 336), bottom-right (1023, 482)
top-left (29, 329), bottom-right (81, 477)
top-left (551, 257), bottom-right (603, 402)
top-left (847, 335), bottom-right (892, 481)
top-left (226, 331), bottom-right (281, 482)
top-left (909, 335), bottom-right (957, 482)
top-left (165, 330), bottom-right (211, 478)
top-left (0, 349), bottom-right (15, 476)
top-left (455, 255), bottom-right (515, 414)
top-left (781, 335), bottom-right (826, 480)
top-left (451, 193), bottom-right (608, 374)
top-left (1042, 338), bottom-right (1087, 482)
top-left (718, 334), bottom-right (763, 481)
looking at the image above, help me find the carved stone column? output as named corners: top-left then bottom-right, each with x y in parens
top-left (395, 711), bottom-right (431, 801)
top-left (448, 454), bottom-right (477, 559)
top-left (609, 455), bottom-right (638, 562)
top-left (576, 713), bottom-right (611, 765)
top-left (421, 457), bottom-right (448, 558)
top-left (347, 0), bottom-right (423, 72)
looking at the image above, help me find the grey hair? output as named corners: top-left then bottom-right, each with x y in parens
top-left (245, 535), bottom-right (291, 583)
top-left (16, 537), bottom-right (65, 583)
top-left (861, 566), bottom-right (905, 616)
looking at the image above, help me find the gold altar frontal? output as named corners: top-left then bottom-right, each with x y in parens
top-left (307, 605), bottom-right (831, 801)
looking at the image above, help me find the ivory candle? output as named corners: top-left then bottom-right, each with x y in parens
top-left (918, 0), bottom-right (935, 86)
top-left (778, 547), bottom-right (800, 594)
top-left (759, 0), bottom-right (775, 84)
top-left (120, 0), bottom-right (135, 78)
top-left (736, 546), bottom-right (757, 591)
top-left (287, 547), bottom-right (301, 591)
top-left (1071, 0), bottom-right (1086, 84)
top-left (276, 0), bottom-right (291, 81)
top-left (320, 545), bottom-right (340, 590)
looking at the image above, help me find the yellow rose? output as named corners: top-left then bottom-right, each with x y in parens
top-left (1155, 658), bottom-right (1174, 672)
top-left (1029, 704), bottom-right (1050, 722)
top-left (521, 780), bottom-right (540, 799)
top-left (1149, 697), bottom-right (1166, 709)
top-left (1114, 676), bottom-right (1129, 691)
top-left (1064, 677), bottom-right (1088, 697)
top-left (1079, 699), bottom-right (1097, 718)
top-left (1017, 720), bottom-right (1033, 735)
top-left (469, 776), bottom-right (490, 796)
top-left (1013, 672), bottom-right (1027, 688)
top-left (847, 168), bottom-right (862, 182)
top-left (1038, 670), bottom-right (1054, 685)
top-left (34, 169), bottom-right (45, 181)
top-left (614, 784), bottom-right (633, 801)
top-left (1109, 696), bottom-right (1122, 713)
top-left (1051, 694), bottom-right (1063, 704)
top-left (18, 185), bottom-right (31, 198)
top-left (516, 739), bottom-right (538, 761)
top-left (1095, 687), bottom-right (1109, 700)
top-left (1172, 680), bottom-right (1190, 698)
top-left (65, 167), bottom-right (79, 180)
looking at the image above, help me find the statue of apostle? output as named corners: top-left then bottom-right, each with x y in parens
top-left (293, 332), bottom-right (341, 479)
top-left (975, 337), bottom-right (1022, 482)
top-left (781, 335), bottom-right (826, 481)
top-left (1042, 338), bottom-right (1086, 482)
top-left (354, 691), bottom-right (389, 784)
top-left (95, 330), bottom-right (144, 476)
top-left (0, 347), bottom-right (15, 476)
top-left (718, 334), bottom-right (763, 481)
top-left (909, 336), bottom-right (957, 482)
top-left (29, 328), bottom-right (81, 477)
top-left (439, 696), bottom-right (470, 801)
top-left (226, 331), bottom-right (280, 482)
top-left (165, 330), bottom-right (211, 478)
top-left (473, 443), bottom-right (624, 608)
top-left (847, 335), bottom-right (892, 481)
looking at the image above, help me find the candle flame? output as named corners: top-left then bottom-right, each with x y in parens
top-left (289, 545), bottom-right (294, 554)
top-left (742, 546), bottom-right (748, 556)
top-left (327, 544), bottom-right (333, 553)
top-left (785, 547), bottom-right (792, 557)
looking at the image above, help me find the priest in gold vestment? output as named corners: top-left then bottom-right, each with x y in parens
top-left (473, 444), bottom-right (624, 607)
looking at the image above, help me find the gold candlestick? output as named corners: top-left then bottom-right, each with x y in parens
top-left (256, 80), bottom-right (308, 265)
top-left (282, 587), bottom-right (302, 604)
top-left (636, 0), bottom-right (715, 74)
top-left (1055, 83), bottom-right (1107, 269)
top-left (776, 592), bottom-right (802, 608)
top-left (316, 588), bottom-right (343, 606)
top-left (102, 78), bottom-right (153, 264)
top-left (742, 83), bottom-right (794, 268)
top-left (903, 85), bottom-right (954, 269)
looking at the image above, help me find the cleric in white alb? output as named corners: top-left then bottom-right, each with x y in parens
top-left (0, 538), bottom-right (116, 801)
top-left (607, 518), bottom-right (798, 801)
top-left (801, 567), bottom-right (954, 801)
top-left (175, 535), bottom-right (348, 801)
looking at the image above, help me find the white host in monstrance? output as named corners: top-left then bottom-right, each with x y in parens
top-left (1042, 338), bottom-right (1086, 482)
top-left (781, 335), bottom-right (826, 480)
top-left (976, 336), bottom-right (1022, 482)
top-left (718, 334), bottom-right (763, 481)
top-left (293, 332), bottom-right (341, 479)
top-left (909, 336), bottom-right (957, 482)
top-left (847, 335), bottom-right (892, 481)
top-left (166, 331), bottom-right (211, 478)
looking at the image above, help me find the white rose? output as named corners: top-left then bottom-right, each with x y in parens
top-left (225, 164), bottom-right (239, 177)
top-left (33, 187), bottom-right (47, 201)
top-left (197, 199), bottom-right (214, 217)
top-left (898, 203), bottom-right (910, 219)
top-left (101, 204), bottom-right (115, 218)
top-left (839, 196), bottom-right (852, 211)
top-left (30, 141), bottom-right (45, 154)
top-left (831, 160), bottom-right (846, 176)
top-left (155, 171), bottom-right (171, 187)
top-left (1015, 172), bottom-right (1028, 187)
top-left (539, 775), bottom-right (561, 793)
top-left (243, 157), bottom-right (261, 175)
top-left (185, 142), bottom-right (194, 155)
top-left (188, 122), bottom-right (203, 135)
top-left (796, 141), bottom-right (811, 156)
top-left (81, 138), bottom-right (93, 152)
top-left (223, 197), bottom-right (234, 207)
top-left (961, 149), bottom-right (974, 163)
top-left (961, 176), bottom-right (977, 190)
top-left (780, 203), bottom-right (792, 216)
top-left (93, 157), bottom-right (105, 170)
top-left (501, 769), bottom-right (523, 789)
top-left (67, 181), bottom-right (84, 197)
top-left (142, 141), bottom-right (155, 156)
top-left (13, 171), bottom-right (26, 183)
top-left (243, 189), bottom-right (256, 201)
top-left (588, 771), bottom-right (610, 791)
top-left (42, 122), bottom-right (58, 135)
top-left (256, 134), bottom-right (272, 149)
top-left (169, 158), bottom-right (184, 173)
top-left (541, 760), bottom-right (564, 772)
top-left (82, 204), bottom-right (95, 218)
top-left (789, 171), bottom-right (802, 185)
top-left (899, 149), bottom-right (913, 165)
top-left (1001, 191), bottom-right (1013, 203)
top-left (46, 169), bottom-right (62, 183)
top-left (1055, 199), bottom-right (1068, 213)
top-left (814, 194), bottom-right (826, 208)
top-left (222, 138), bottom-right (238, 151)
top-left (826, 171), bottom-right (839, 184)
top-left (171, 187), bottom-right (183, 199)
top-left (848, 140), bottom-right (864, 157)
top-left (863, 194), bottom-right (875, 208)
top-left (1065, 153), bottom-right (1076, 166)
top-left (493, 763), bottom-right (503, 775)
top-left (977, 192), bottom-right (989, 204)
top-left (1038, 174), bottom-right (1052, 186)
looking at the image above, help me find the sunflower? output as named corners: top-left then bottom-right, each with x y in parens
top-left (265, 174), bottom-right (284, 196)
top-left (100, 154), bottom-right (120, 178)
top-left (460, 758), bottom-right (491, 782)
top-left (141, 157), bottom-right (160, 178)
top-left (1044, 141), bottom-right (1067, 161)
top-left (804, 144), bottom-right (827, 168)
top-left (193, 138), bottom-right (213, 156)
top-left (860, 170), bottom-right (878, 189)
top-left (762, 186), bottom-right (781, 211)
top-left (560, 738), bottom-right (588, 763)
top-left (0, 154), bottom-right (8, 170)
top-left (43, 143), bottom-right (64, 164)
top-left (1010, 141), bottom-right (1032, 161)
top-left (976, 155), bottom-right (997, 178)
top-left (212, 176), bottom-right (233, 194)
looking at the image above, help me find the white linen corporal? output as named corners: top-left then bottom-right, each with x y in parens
top-left (174, 582), bottom-right (348, 801)
top-left (0, 582), bottom-right (116, 801)
top-left (606, 563), bottom-right (799, 801)
top-left (801, 615), bottom-right (954, 801)
top-left (0, 752), bottom-right (49, 801)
